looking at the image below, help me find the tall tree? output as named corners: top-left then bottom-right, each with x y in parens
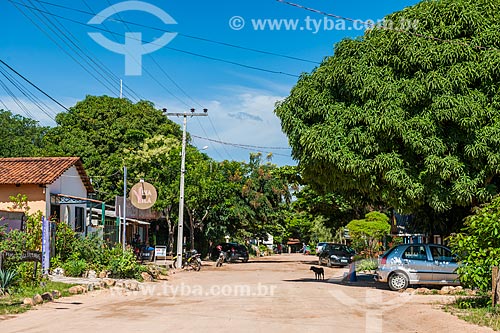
top-left (41, 96), bottom-right (181, 202)
top-left (275, 0), bottom-right (500, 231)
top-left (0, 110), bottom-right (47, 157)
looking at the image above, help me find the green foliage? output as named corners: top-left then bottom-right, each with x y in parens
top-left (62, 253), bottom-right (87, 277)
top-left (41, 96), bottom-right (182, 202)
top-left (0, 269), bottom-right (18, 295)
top-left (275, 0), bottom-right (500, 228)
top-left (455, 296), bottom-right (491, 309)
top-left (107, 247), bottom-right (146, 279)
top-left (54, 221), bottom-right (77, 262)
top-left (448, 195), bottom-right (500, 291)
top-left (0, 110), bottom-right (47, 157)
top-left (355, 258), bottom-right (378, 273)
top-left (347, 212), bottom-right (390, 256)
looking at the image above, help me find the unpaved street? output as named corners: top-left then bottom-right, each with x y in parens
top-left (0, 254), bottom-right (494, 333)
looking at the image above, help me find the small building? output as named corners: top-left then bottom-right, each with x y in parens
top-left (0, 157), bottom-right (94, 232)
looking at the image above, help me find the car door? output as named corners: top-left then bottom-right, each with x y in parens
top-left (429, 245), bottom-right (459, 284)
top-left (401, 245), bottom-right (434, 283)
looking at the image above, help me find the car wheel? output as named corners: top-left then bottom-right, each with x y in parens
top-left (388, 272), bottom-right (409, 291)
top-left (318, 258), bottom-right (322, 266)
top-left (327, 259), bottom-right (332, 268)
top-left (243, 258), bottom-right (248, 263)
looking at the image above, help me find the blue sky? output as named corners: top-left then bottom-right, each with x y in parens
top-left (1, 0), bottom-right (420, 165)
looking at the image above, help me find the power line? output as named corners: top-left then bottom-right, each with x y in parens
top-left (9, 0), bottom-right (301, 78)
top-left (0, 65), bottom-right (56, 120)
top-left (191, 134), bottom-right (291, 150)
top-left (16, 0), bottom-right (144, 101)
top-left (31, 0), bottom-right (320, 65)
top-left (0, 59), bottom-right (69, 112)
top-left (276, 0), bottom-right (500, 52)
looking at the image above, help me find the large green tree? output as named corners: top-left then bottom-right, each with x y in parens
top-left (275, 0), bottom-right (500, 230)
top-left (41, 95), bottom-right (181, 202)
top-left (0, 110), bottom-right (47, 157)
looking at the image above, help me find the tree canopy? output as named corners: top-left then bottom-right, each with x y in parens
top-left (0, 110), bottom-right (47, 157)
top-left (41, 95), bottom-right (182, 202)
top-left (275, 0), bottom-right (500, 222)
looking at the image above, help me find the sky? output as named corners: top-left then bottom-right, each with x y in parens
top-left (1, 0), bottom-right (420, 166)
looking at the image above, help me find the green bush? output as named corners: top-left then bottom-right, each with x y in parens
top-left (107, 247), bottom-right (145, 279)
top-left (355, 258), bottom-right (378, 272)
top-left (448, 195), bottom-right (500, 291)
top-left (0, 269), bottom-right (18, 295)
top-left (62, 254), bottom-right (87, 277)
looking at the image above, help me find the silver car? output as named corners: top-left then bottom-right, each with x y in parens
top-left (375, 243), bottom-right (460, 291)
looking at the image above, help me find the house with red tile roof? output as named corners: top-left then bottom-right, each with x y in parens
top-left (0, 157), bottom-right (94, 232)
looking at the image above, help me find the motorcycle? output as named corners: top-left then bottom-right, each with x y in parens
top-left (172, 249), bottom-right (202, 271)
top-left (215, 250), bottom-right (226, 267)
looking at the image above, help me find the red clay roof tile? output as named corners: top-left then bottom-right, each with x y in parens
top-left (0, 157), bottom-right (94, 193)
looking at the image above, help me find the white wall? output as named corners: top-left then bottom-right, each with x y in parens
top-left (47, 166), bottom-right (87, 231)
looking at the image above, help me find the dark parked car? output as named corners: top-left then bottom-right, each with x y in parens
top-left (211, 242), bottom-right (249, 263)
top-left (318, 243), bottom-right (355, 267)
top-left (375, 243), bottom-right (460, 291)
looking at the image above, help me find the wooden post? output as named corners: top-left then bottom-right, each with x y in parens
top-left (493, 266), bottom-right (499, 307)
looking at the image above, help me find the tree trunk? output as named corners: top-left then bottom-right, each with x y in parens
top-left (163, 206), bottom-right (175, 255)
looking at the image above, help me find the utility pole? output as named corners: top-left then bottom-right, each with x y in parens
top-left (165, 108), bottom-right (208, 269)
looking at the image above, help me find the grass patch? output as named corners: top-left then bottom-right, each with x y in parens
top-left (446, 295), bottom-right (500, 331)
top-left (0, 281), bottom-right (76, 315)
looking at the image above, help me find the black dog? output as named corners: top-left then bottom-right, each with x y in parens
top-left (310, 266), bottom-right (324, 280)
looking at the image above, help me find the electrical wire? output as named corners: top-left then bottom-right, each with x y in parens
top-left (191, 134), bottom-right (291, 150)
top-left (17, 0), bottom-right (144, 101)
top-left (8, 0), bottom-right (301, 78)
top-left (0, 59), bottom-right (68, 113)
top-left (30, 0), bottom-right (321, 65)
top-left (276, 0), bottom-right (500, 52)
top-left (0, 65), bottom-right (56, 120)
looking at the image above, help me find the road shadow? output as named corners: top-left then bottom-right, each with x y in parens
top-left (283, 273), bottom-right (391, 290)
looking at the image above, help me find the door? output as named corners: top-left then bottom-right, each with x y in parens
top-left (401, 245), bottom-right (434, 283)
top-left (429, 245), bottom-right (459, 284)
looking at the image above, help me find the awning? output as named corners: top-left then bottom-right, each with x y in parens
top-left (90, 208), bottom-right (150, 226)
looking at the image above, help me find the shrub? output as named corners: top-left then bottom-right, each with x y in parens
top-left (355, 258), bottom-right (378, 273)
top-left (62, 254), bottom-right (87, 277)
top-left (448, 195), bottom-right (500, 291)
top-left (0, 269), bottom-right (18, 295)
top-left (107, 247), bottom-right (145, 279)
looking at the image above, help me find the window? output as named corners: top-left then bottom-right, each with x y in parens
top-left (429, 246), bottom-right (456, 262)
top-left (402, 245), bottom-right (427, 261)
top-left (75, 207), bottom-right (85, 233)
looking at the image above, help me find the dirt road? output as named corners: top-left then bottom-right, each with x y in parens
top-left (0, 254), bottom-right (494, 333)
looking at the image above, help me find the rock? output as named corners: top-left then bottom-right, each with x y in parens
top-left (52, 290), bottom-right (61, 299)
top-left (157, 274), bottom-right (169, 281)
top-left (86, 270), bottom-right (97, 279)
top-left (33, 294), bottom-right (44, 304)
top-left (98, 270), bottom-right (109, 278)
top-left (126, 281), bottom-right (139, 291)
top-left (404, 288), bottom-right (415, 294)
top-left (23, 297), bottom-right (35, 306)
top-left (415, 287), bottom-right (430, 294)
top-left (141, 272), bottom-right (154, 282)
top-left (102, 278), bottom-right (116, 287)
top-left (68, 285), bottom-right (87, 294)
top-left (439, 286), bottom-right (455, 295)
top-left (41, 292), bottom-right (53, 301)
top-left (53, 267), bottom-right (65, 276)
top-left (115, 281), bottom-right (124, 288)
